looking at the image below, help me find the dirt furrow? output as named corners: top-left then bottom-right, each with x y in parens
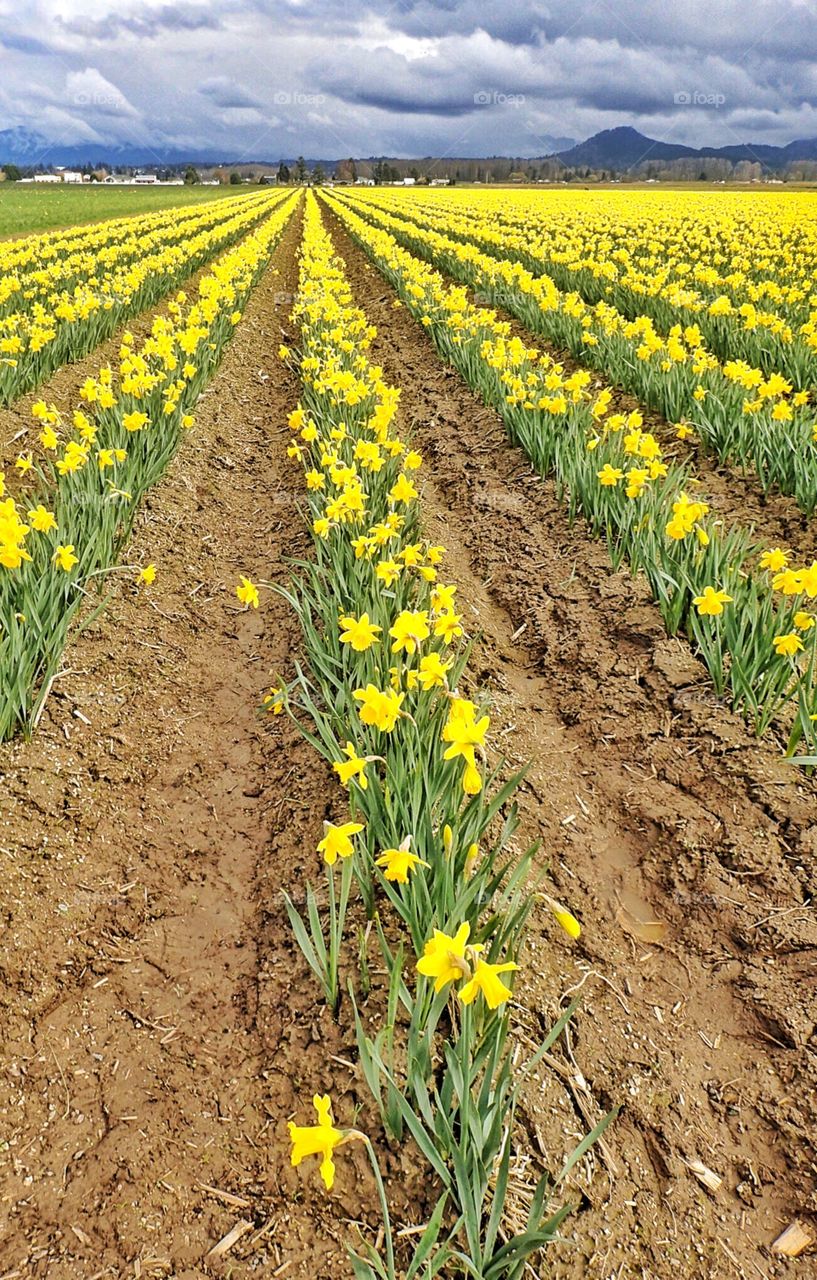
top-left (0, 205), bottom-right (389, 1279)
top-left (322, 203), bottom-right (817, 1280)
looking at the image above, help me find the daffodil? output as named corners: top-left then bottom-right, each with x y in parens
top-left (434, 611), bottom-right (463, 644)
top-left (458, 957), bottom-right (519, 1009)
top-left (287, 1095), bottom-right (345, 1190)
top-left (376, 837), bottom-right (429, 884)
top-left (692, 586), bottom-right (733, 617)
top-left (773, 632), bottom-right (804, 657)
top-left (760, 548), bottom-right (789, 573)
top-left (353, 684), bottom-right (404, 732)
top-left (389, 609), bottom-right (430, 655)
top-left (27, 505), bottom-right (57, 533)
top-left (263, 686), bottom-right (284, 715)
top-left (538, 892), bottom-right (582, 939)
top-left (123, 410), bottom-right (148, 432)
top-left (53, 544), bottom-right (78, 572)
top-left (317, 820), bottom-right (364, 865)
top-left (339, 612), bottom-right (382, 651)
top-left (236, 576), bottom-right (260, 609)
top-left (375, 559), bottom-right (401, 586)
top-left (417, 651), bottom-right (452, 690)
top-left (389, 472), bottom-right (417, 504)
top-left (442, 700), bottom-right (489, 761)
top-left (416, 922), bottom-right (472, 991)
top-left (431, 583), bottom-right (457, 611)
top-left (138, 564), bottom-right (156, 585)
top-left (332, 742), bottom-right (370, 789)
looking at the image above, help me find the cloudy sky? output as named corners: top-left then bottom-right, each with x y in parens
top-left (1, 0), bottom-right (816, 160)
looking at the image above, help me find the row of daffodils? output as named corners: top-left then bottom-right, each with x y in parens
top-left (345, 186), bottom-right (817, 384)
top-left (274, 192), bottom-right (602, 1277)
top-left (0, 191), bottom-right (299, 739)
top-left (320, 191), bottom-right (817, 760)
top-left (0, 188), bottom-right (288, 405)
top-left (335, 189), bottom-right (817, 516)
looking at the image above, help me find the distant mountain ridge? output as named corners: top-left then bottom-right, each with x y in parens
top-left (0, 128), bottom-right (578, 169)
top-left (0, 128), bottom-right (235, 168)
top-left (1, 123), bottom-right (816, 173)
top-left (549, 126), bottom-right (817, 171)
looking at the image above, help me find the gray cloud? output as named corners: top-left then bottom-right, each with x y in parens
top-left (198, 76), bottom-right (262, 109)
top-left (57, 4), bottom-right (222, 42)
top-left (0, 0), bottom-right (814, 159)
top-left (0, 30), bottom-right (53, 54)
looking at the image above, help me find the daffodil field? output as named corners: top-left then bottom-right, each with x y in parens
top-left (0, 190), bottom-right (298, 738)
top-left (329, 189), bottom-right (817, 513)
top-left (2, 175), bottom-right (816, 1274)
top-left (321, 188), bottom-right (817, 759)
top-left (0, 188), bottom-right (289, 404)
top-left (274, 192), bottom-right (605, 1276)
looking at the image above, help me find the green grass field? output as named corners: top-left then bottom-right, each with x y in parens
top-left (0, 182), bottom-right (265, 237)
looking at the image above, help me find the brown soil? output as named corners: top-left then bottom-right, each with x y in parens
top-left (0, 204), bottom-right (421, 1279)
top-left (320, 200), bottom-right (817, 1278)
top-left (1, 189), bottom-right (815, 1280)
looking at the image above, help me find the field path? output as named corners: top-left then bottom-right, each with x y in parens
top-left (321, 202), bottom-right (817, 1280)
top-left (0, 205), bottom-right (385, 1278)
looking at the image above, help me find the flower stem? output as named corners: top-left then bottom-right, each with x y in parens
top-left (362, 1136), bottom-right (395, 1278)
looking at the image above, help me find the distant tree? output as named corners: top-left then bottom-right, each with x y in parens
top-left (229, 171), bottom-right (242, 184)
top-left (2, 164), bottom-right (21, 182)
top-left (350, 158), bottom-right (357, 181)
top-left (277, 161), bottom-right (291, 184)
top-left (312, 164), bottom-right (325, 186)
top-left (295, 156), bottom-right (307, 184)
top-left (184, 166), bottom-right (200, 185)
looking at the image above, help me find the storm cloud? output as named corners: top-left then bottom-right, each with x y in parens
top-left (0, 0), bottom-right (815, 159)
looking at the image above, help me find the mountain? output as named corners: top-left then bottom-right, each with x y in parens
top-left (549, 126), bottom-right (817, 172)
top-left (0, 128), bottom-right (577, 172)
top-left (551, 127), bottom-right (697, 169)
top-left (3, 122), bottom-right (816, 175)
top-left (0, 129), bottom-right (271, 168)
